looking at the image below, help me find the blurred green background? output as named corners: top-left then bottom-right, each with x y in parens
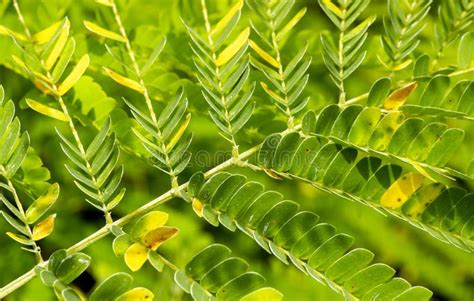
top-left (0, 0), bottom-right (473, 300)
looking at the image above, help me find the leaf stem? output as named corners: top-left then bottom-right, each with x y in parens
top-left (265, 3), bottom-right (295, 129)
top-left (0, 140), bottom-right (263, 297)
top-left (0, 172), bottom-right (43, 263)
top-left (110, 0), bottom-right (179, 188)
top-left (201, 0), bottom-right (240, 158)
top-left (12, 1), bottom-right (114, 224)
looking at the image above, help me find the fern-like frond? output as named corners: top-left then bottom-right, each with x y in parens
top-left (174, 244), bottom-right (283, 300)
top-left (319, 0), bottom-right (376, 104)
top-left (433, 0), bottom-right (474, 63)
top-left (185, 172), bottom-right (433, 300)
top-left (0, 89), bottom-right (58, 260)
top-left (3, 5), bottom-right (127, 221)
top-left (126, 88), bottom-right (192, 187)
top-left (85, 0), bottom-right (190, 188)
top-left (257, 132), bottom-right (474, 251)
top-left (56, 117), bottom-right (124, 217)
top-left (248, 0), bottom-right (309, 129)
top-left (301, 104), bottom-right (468, 181)
top-left (380, 0), bottom-right (432, 72)
top-left (185, 0), bottom-right (254, 157)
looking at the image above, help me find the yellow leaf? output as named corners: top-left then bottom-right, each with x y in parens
top-left (0, 25), bottom-right (27, 41)
top-left (32, 214), bottom-right (56, 241)
top-left (216, 27), bottom-right (250, 66)
top-left (26, 183), bottom-right (60, 224)
top-left (211, 0), bottom-right (243, 37)
top-left (83, 20), bottom-right (126, 42)
top-left (192, 198), bottom-right (204, 217)
top-left (403, 184), bottom-right (444, 217)
top-left (380, 173), bottom-right (425, 209)
top-left (11, 55), bottom-right (31, 74)
top-left (95, 0), bottom-right (113, 7)
top-left (260, 82), bottom-right (285, 103)
top-left (141, 226), bottom-right (179, 250)
top-left (6, 232), bottom-right (32, 245)
top-left (166, 113), bottom-right (191, 151)
top-left (322, 0), bottom-right (343, 18)
top-left (33, 21), bottom-right (61, 44)
top-left (116, 287), bottom-right (154, 301)
top-left (33, 80), bottom-right (54, 95)
top-left (383, 82), bottom-right (418, 110)
top-left (45, 20), bottom-right (70, 70)
top-left (249, 40), bottom-right (280, 68)
top-left (392, 59), bottom-right (413, 71)
top-left (241, 287), bottom-right (284, 301)
top-left (26, 99), bottom-right (69, 122)
top-left (344, 15), bottom-right (376, 42)
top-left (276, 8), bottom-right (307, 41)
top-left (103, 67), bottom-right (144, 93)
top-left (131, 211), bottom-right (169, 240)
top-left (58, 54), bottom-right (90, 95)
top-left (124, 242), bottom-right (148, 271)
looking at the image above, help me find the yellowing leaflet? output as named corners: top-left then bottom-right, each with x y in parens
top-left (84, 20), bottom-right (126, 42)
top-left (216, 27), bottom-right (250, 66)
top-left (58, 54), bottom-right (90, 95)
top-left (103, 67), bottom-right (144, 93)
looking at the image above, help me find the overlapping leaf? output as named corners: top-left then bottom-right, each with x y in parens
top-left (302, 103), bottom-right (467, 180)
top-left (0, 90), bottom-right (58, 250)
top-left (127, 88), bottom-right (192, 181)
top-left (434, 0), bottom-right (474, 57)
top-left (248, 0), bottom-right (309, 127)
top-left (57, 117), bottom-right (125, 212)
top-left (185, 0), bottom-right (254, 154)
top-left (174, 243), bottom-right (283, 301)
top-left (256, 132), bottom-right (473, 251)
top-left (380, 0), bottom-right (432, 71)
top-left (112, 211), bottom-right (178, 272)
top-left (185, 172), bottom-right (433, 300)
top-left (36, 250), bottom-right (91, 301)
top-left (319, 0), bottom-right (375, 103)
top-left (90, 272), bottom-right (154, 301)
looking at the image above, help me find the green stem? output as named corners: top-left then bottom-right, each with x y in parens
top-left (0, 141), bottom-right (262, 298)
top-left (13, 0), bottom-right (113, 223)
top-left (110, 0), bottom-right (179, 188)
top-left (201, 0), bottom-right (240, 158)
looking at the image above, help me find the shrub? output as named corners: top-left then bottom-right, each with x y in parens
top-left (0, 0), bottom-right (473, 300)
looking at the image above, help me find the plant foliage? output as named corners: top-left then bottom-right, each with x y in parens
top-left (0, 0), bottom-right (472, 300)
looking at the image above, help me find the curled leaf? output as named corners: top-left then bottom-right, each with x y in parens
top-left (383, 82), bottom-right (418, 110)
top-left (32, 214), bottom-right (56, 240)
top-left (26, 183), bottom-right (60, 224)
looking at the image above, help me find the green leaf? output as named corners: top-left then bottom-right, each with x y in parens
top-left (49, 249), bottom-right (67, 274)
top-left (458, 32), bottom-right (474, 68)
top-left (413, 54), bottom-right (430, 79)
top-left (393, 286), bottom-right (433, 301)
top-left (344, 264), bottom-right (395, 295)
top-left (367, 77), bottom-right (391, 107)
top-left (185, 244), bottom-right (231, 280)
top-left (90, 272), bottom-right (133, 301)
top-left (56, 253), bottom-right (91, 284)
top-left (215, 272), bottom-right (265, 300)
top-left (419, 75), bottom-right (450, 107)
top-left (240, 287), bottom-right (283, 301)
top-left (325, 248), bottom-right (374, 284)
top-left (307, 234), bottom-right (354, 270)
top-left (6, 132), bottom-right (30, 178)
